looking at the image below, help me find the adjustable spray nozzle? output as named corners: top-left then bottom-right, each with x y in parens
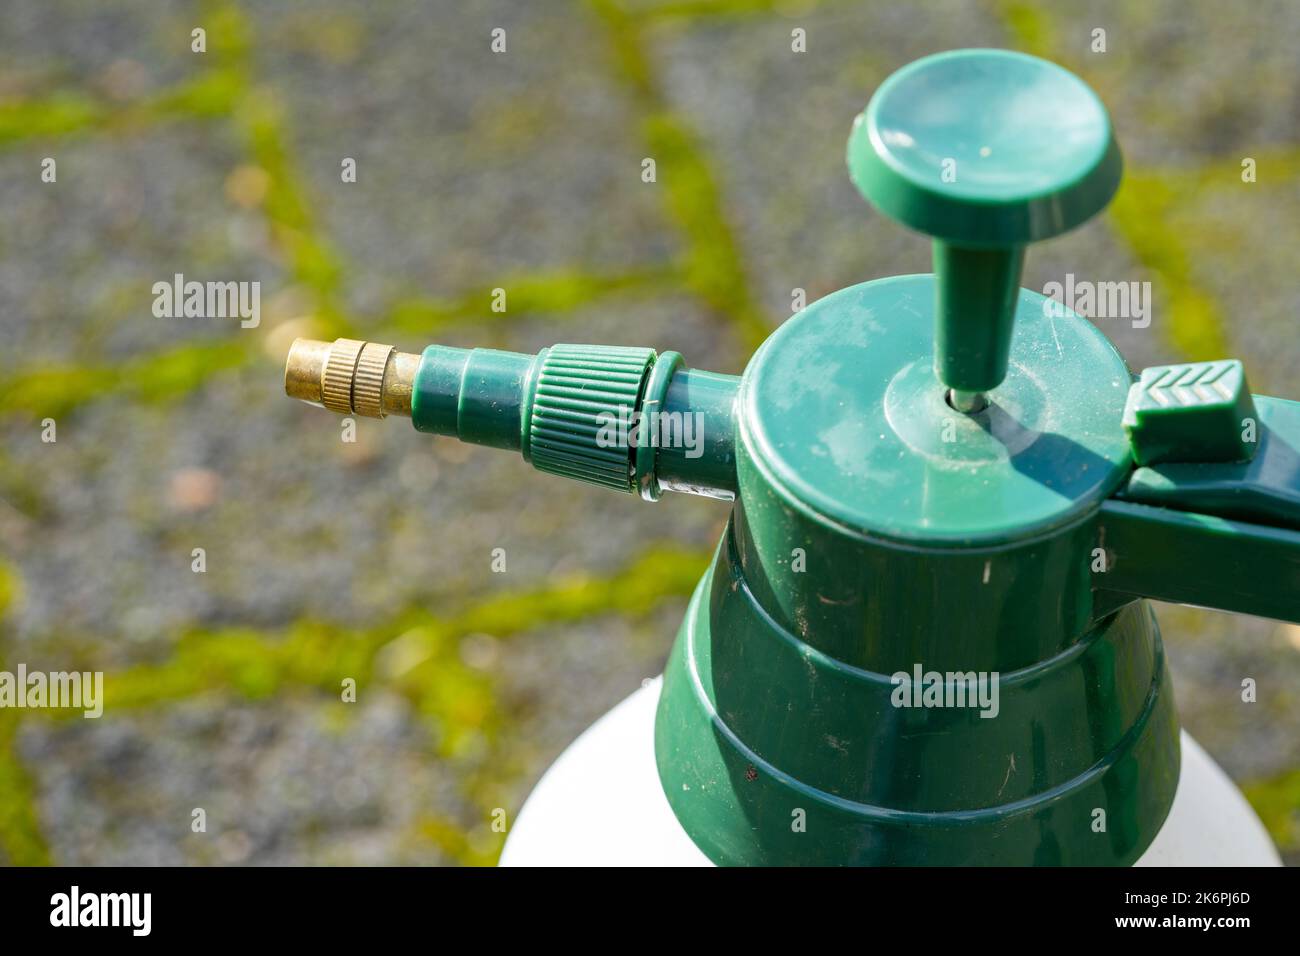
top-left (285, 337), bottom-right (740, 501)
top-left (284, 337), bottom-right (421, 418)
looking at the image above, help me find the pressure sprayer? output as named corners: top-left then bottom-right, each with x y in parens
top-left (284, 50), bottom-right (1296, 866)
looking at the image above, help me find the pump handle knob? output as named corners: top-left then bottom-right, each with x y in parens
top-left (847, 49), bottom-right (1122, 396)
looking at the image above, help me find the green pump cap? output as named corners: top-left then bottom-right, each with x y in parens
top-left (847, 49), bottom-right (1122, 395)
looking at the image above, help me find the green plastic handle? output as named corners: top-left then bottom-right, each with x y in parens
top-left (1116, 360), bottom-right (1299, 530)
top-left (1096, 499), bottom-right (1300, 624)
top-left (1120, 392), bottom-right (1300, 529)
top-left (847, 49), bottom-right (1122, 394)
top-left (1100, 390), bottom-right (1300, 622)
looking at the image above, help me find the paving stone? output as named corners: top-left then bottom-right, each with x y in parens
top-left (0, 124), bottom-right (275, 367)
top-left (241, 0), bottom-right (680, 321)
top-left (1037, 0), bottom-right (1300, 167)
top-left (2, 1), bottom-right (198, 97)
top-left (1160, 605), bottom-right (1300, 784)
top-left (1166, 177), bottom-right (1300, 396)
top-left (19, 692), bottom-right (465, 865)
top-left (492, 604), bottom-right (686, 819)
top-left (18, 606), bottom-right (681, 865)
top-left (647, 0), bottom-right (1006, 324)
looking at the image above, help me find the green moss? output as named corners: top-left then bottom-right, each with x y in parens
top-left (0, 567), bottom-right (49, 864)
top-left (19, 545), bottom-right (706, 864)
top-left (641, 111), bottom-right (769, 350)
top-left (0, 339), bottom-right (253, 419)
top-left (56, 544), bottom-right (707, 716)
top-left (631, 0), bottom-right (826, 23)
top-left (0, 364), bottom-right (109, 420)
top-left (589, 0), bottom-right (770, 352)
top-left (211, 0), bottom-right (346, 331)
top-left (1243, 768), bottom-right (1300, 854)
top-left (0, 562), bottom-right (20, 619)
top-left (0, 455), bottom-right (47, 520)
top-left (128, 339), bottom-right (254, 404)
top-left (145, 67), bottom-right (246, 122)
top-left (0, 92), bottom-right (104, 146)
top-left (1109, 172), bottom-right (1230, 361)
top-left (201, 0), bottom-right (254, 63)
top-left (0, 64), bottom-right (245, 148)
top-left (415, 814), bottom-right (503, 867)
top-left (232, 104), bottom-right (346, 327)
top-left (456, 545), bottom-right (705, 636)
top-left (382, 266), bottom-right (678, 335)
top-left (0, 712), bottom-right (51, 866)
top-left (995, 0), bottom-right (1058, 59)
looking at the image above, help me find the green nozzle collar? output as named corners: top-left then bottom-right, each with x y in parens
top-left (412, 342), bottom-right (706, 495)
top-left (526, 344), bottom-right (656, 492)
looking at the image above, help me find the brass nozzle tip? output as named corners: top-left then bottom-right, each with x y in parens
top-left (284, 337), bottom-right (419, 418)
top-left (284, 338), bottom-right (332, 405)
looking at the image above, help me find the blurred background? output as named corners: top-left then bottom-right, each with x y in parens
top-left (0, 0), bottom-right (1297, 865)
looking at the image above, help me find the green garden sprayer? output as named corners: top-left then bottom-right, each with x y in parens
top-left (284, 50), bottom-right (1298, 866)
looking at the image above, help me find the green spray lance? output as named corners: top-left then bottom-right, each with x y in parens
top-left (285, 50), bottom-right (1297, 865)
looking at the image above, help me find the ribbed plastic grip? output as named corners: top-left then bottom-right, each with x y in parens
top-left (527, 344), bottom-right (656, 492)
